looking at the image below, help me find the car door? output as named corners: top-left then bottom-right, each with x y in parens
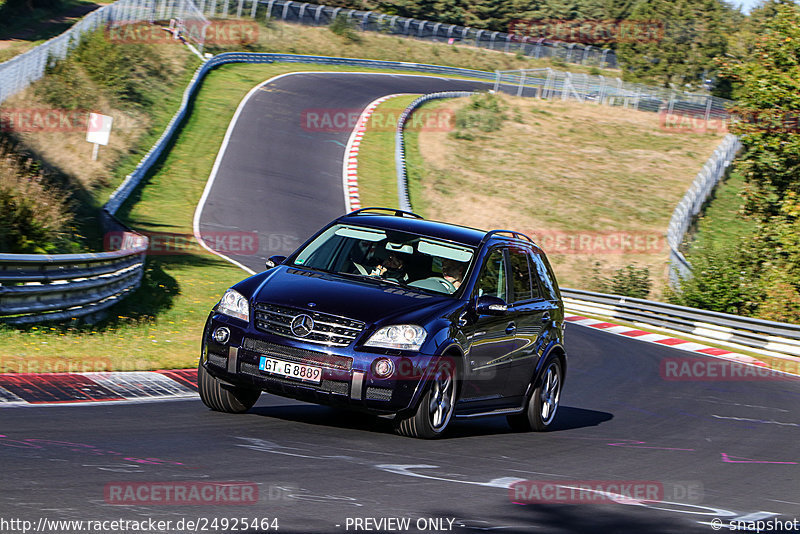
top-left (460, 247), bottom-right (517, 402)
top-left (503, 246), bottom-right (555, 397)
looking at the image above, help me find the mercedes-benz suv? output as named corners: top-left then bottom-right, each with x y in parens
top-left (198, 208), bottom-right (567, 438)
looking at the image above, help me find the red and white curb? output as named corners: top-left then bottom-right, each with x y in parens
top-left (0, 369), bottom-right (197, 406)
top-left (342, 94), bottom-right (408, 212)
top-left (566, 315), bottom-right (800, 376)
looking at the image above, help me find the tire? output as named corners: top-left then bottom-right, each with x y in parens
top-left (197, 360), bottom-right (260, 413)
top-left (394, 359), bottom-right (457, 439)
top-left (507, 358), bottom-right (562, 432)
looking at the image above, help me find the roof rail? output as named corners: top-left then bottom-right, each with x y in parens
top-left (480, 229), bottom-right (536, 247)
top-left (347, 207), bottom-right (424, 219)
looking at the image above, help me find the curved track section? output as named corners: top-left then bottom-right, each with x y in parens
top-left (1, 72), bottom-right (797, 534)
top-left (195, 72), bottom-right (488, 272)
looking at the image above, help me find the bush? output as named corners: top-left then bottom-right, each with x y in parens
top-left (329, 14), bottom-right (361, 43)
top-left (588, 262), bottom-right (652, 299)
top-left (36, 55), bottom-right (95, 110)
top-left (451, 92), bottom-right (506, 139)
top-left (668, 240), bottom-right (762, 316)
top-left (0, 142), bottom-right (74, 253)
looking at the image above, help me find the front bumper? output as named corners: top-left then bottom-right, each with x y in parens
top-left (201, 314), bottom-right (438, 414)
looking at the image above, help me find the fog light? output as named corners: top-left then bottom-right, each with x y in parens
top-left (373, 358), bottom-right (395, 378)
top-left (212, 327), bottom-right (230, 344)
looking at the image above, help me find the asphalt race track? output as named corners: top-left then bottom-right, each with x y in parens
top-left (1, 72), bottom-right (798, 534)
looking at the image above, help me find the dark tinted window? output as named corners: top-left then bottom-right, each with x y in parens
top-left (509, 248), bottom-right (536, 303)
top-left (474, 248), bottom-right (507, 300)
top-left (531, 252), bottom-right (557, 300)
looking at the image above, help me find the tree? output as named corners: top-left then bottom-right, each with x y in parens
top-left (720, 1), bottom-right (800, 219)
top-left (616, 0), bottom-right (737, 89)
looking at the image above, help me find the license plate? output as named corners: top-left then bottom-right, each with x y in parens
top-left (258, 356), bottom-right (322, 384)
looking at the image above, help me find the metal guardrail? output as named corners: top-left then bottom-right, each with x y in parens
top-left (248, 0), bottom-right (617, 68)
top-left (666, 134), bottom-right (741, 283)
top-left (395, 91), bottom-right (475, 211)
top-left (0, 212), bottom-right (148, 324)
top-left (493, 69), bottom-right (742, 283)
top-left (561, 288), bottom-right (800, 358)
top-left (0, 0), bottom-right (206, 106)
top-left (0, 52), bottom-right (610, 324)
top-left (392, 93), bottom-right (798, 358)
top-left (0, 0), bottom-right (617, 107)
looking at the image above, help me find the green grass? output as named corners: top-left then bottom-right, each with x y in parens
top-left (356, 94), bottom-right (419, 209)
top-left (0, 16), bottom-right (626, 371)
top-left (359, 93), bottom-right (727, 298)
top-left (0, 63), bottom-right (497, 371)
top-left (685, 167), bottom-right (757, 253)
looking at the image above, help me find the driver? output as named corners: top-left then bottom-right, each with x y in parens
top-left (370, 252), bottom-right (407, 281)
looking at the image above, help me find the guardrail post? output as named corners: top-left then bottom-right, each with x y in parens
top-left (517, 70), bottom-right (526, 97)
top-left (281, 0), bottom-right (292, 20)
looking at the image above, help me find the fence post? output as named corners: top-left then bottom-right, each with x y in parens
top-left (493, 70), bottom-right (500, 93)
top-left (281, 1), bottom-right (293, 20)
top-left (517, 70), bottom-right (526, 97)
top-left (598, 75), bottom-right (606, 105)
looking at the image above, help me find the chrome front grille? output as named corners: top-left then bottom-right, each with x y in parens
top-left (242, 338), bottom-right (353, 371)
top-left (253, 303), bottom-right (364, 347)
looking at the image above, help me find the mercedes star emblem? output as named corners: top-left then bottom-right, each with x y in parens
top-left (290, 314), bottom-right (315, 337)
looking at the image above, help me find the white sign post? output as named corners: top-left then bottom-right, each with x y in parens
top-left (86, 113), bottom-right (113, 161)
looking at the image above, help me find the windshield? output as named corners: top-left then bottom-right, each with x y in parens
top-left (291, 224), bottom-right (475, 295)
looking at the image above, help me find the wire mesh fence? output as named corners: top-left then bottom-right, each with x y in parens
top-left (218, 0), bottom-right (619, 69)
top-left (493, 68), bottom-right (741, 284)
top-left (0, 0), bottom-right (619, 107)
top-left (0, 0), bottom-right (208, 106)
top-left (494, 68), bottom-right (732, 120)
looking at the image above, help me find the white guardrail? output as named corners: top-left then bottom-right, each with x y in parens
top-left (393, 93), bottom-right (799, 359)
top-left (1, 51), bottom-right (499, 324)
top-left (0, 14), bottom-right (777, 350)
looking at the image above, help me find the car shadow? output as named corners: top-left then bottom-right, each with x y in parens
top-left (247, 403), bottom-right (612, 438)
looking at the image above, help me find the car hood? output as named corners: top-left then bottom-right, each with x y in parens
top-left (249, 266), bottom-right (452, 325)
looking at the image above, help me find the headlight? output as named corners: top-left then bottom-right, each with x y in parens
top-left (365, 325), bottom-right (427, 351)
top-left (217, 289), bottom-right (249, 322)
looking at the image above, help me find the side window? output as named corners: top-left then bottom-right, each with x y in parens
top-left (473, 248), bottom-right (507, 301)
top-left (531, 252), bottom-right (557, 301)
top-left (509, 248), bottom-right (536, 303)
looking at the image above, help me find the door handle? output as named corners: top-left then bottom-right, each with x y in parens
top-left (505, 322), bottom-right (517, 335)
top-left (541, 312), bottom-right (551, 324)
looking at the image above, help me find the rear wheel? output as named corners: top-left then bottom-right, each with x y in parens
top-left (198, 360), bottom-right (260, 413)
top-left (507, 358), bottom-right (562, 432)
top-left (394, 360), bottom-right (457, 439)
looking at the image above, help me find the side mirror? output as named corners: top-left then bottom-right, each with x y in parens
top-left (475, 295), bottom-right (508, 315)
top-left (265, 255), bottom-right (287, 269)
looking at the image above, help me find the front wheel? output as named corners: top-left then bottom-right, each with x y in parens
top-left (394, 360), bottom-right (457, 439)
top-left (507, 358), bottom-right (562, 432)
top-left (198, 361), bottom-right (260, 413)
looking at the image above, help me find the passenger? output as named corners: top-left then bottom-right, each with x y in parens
top-left (441, 259), bottom-right (466, 290)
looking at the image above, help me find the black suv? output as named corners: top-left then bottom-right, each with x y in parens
top-left (199, 208), bottom-right (566, 438)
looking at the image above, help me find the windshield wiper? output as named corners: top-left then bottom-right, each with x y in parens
top-left (338, 272), bottom-right (404, 287)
